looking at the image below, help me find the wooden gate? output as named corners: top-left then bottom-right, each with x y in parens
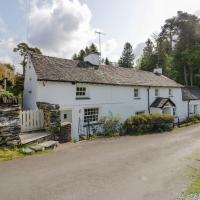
top-left (20, 110), bottom-right (44, 132)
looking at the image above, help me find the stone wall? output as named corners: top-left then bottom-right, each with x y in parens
top-left (0, 96), bottom-right (21, 146)
top-left (37, 102), bottom-right (61, 135)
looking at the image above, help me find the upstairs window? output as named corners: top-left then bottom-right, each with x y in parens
top-left (84, 108), bottom-right (99, 123)
top-left (169, 89), bottom-right (173, 96)
top-left (76, 87), bottom-right (86, 97)
top-left (155, 88), bottom-right (159, 97)
top-left (134, 88), bottom-right (140, 98)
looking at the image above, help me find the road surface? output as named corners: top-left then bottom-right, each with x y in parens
top-left (1, 125), bottom-right (200, 200)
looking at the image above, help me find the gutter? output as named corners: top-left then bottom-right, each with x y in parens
top-left (37, 79), bottom-right (182, 88)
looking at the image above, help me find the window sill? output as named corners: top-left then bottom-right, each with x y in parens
top-left (134, 97), bottom-right (141, 100)
top-left (76, 97), bottom-right (90, 100)
top-left (83, 122), bottom-right (101, 127)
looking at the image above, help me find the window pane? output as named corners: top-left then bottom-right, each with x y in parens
top-left (84, 108), bottom-right (99, 123)
top-left (76, 87), bottom-right (86, 96)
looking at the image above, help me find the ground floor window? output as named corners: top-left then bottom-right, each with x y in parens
top-left (84, 108), bottom-right (99, 123)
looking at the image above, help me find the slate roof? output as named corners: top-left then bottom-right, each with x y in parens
top-left (182, 87), bottom-right (200, 101)
top-left (30, 53), bottom-right (183, 88)
top-left (150, 97), bottom-right (176, 108)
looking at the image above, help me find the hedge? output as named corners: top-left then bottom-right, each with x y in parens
top-left (179, 114), bottom-right (200, 127)
top-left (123, 113), bottom-right (175, 135)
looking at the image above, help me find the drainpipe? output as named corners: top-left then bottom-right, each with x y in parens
top-left (188, 100), bottom-right (190, 119)
top-left (147, 87), bottom-right (150, 114)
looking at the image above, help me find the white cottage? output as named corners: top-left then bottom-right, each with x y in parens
top-left (24, 53), bottom-right (200, 139)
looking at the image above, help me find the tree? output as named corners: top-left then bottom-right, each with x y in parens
top-left (160, 17), bottom-right (178, 52)
top-left (118, 42), bottom-right (135, 68)
top-left (140, 11), bottom-right (200, 85)
top-left (104, 57), bottom-right (110, 65)
top-left (172, 11), bottom-right (200, 85)
top-left (140, 39), bottom-right (158, 72)
top-left (13, 42), bottom-right (42, 76)
top-left (89, 43), bottom-right (98, 54)
top-left (72, 43), bottom-right (98, 61)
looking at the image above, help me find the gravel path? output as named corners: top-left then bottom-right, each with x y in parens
top-left (1, 125), bottom-right (200, 200)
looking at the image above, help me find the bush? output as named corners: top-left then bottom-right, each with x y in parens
top-left (180, 114), bottom-right (200, 127)
top-left (124, 113), bottom-right (175, 135)
top-left (191, 114), bottom-right (200, 122)
top-left (1, 90), bottom-right (14, 97)
top-left (100, 113), bottom-right (121, 137)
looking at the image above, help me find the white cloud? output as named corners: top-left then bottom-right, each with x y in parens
top-left (101, 38), bottom-right (118, 61)
top-left (133, 42), bottom-right (145, 61)
top-left (27, 0), bottom-right (118, 60)
top-left (0, 38), bottom-right (22, 73)
top-left (28, 0), bottom-right (96, 58)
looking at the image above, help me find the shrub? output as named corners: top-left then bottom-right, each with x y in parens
top-left (1, 90), bottom-right (14, 97)
top-left (180, 114), bottom-right (200, 127)
top-left (191, 114), bottom-right (200, 122)
top-left (100, 113), bottom-right (121, 137)
top-left (123, 113), bottom-right (175, 135)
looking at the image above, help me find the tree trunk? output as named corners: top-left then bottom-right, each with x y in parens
top-left (189, 67), bottom-right (193, 86)
top-left (184, 65), bottom-right (188, 86)
top-left (169, 32), bottom-right (173, 52)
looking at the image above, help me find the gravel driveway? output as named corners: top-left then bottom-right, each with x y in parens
top-left (1, 125), bottom-right (200, 200)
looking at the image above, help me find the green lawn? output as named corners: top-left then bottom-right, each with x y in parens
top-left (0, 147), bottom-right (50, 162)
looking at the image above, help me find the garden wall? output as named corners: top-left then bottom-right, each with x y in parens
top-left (0, 96), bottom-right (21, 146)
top-left (37, 102), bottom-right (61, 134)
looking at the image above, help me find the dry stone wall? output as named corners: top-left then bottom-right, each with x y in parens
top-left (0, 96), bottom-right (21, 147)
top-left (37, 102), bottom-right (61, 134)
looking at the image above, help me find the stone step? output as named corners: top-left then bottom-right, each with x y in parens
top-left (20, 132), bottom-right (53, 145)
top-left (29, 141), bottom-right (59, 151)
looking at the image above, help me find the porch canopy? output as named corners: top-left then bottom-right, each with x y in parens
top-left (150, 97), bottom-right (176, 115)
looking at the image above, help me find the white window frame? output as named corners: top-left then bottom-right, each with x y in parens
top-left (84, 108), bottom-right (99, 124)
top-left (155, 88), bottom-right (159, 97)
top-left (76, 86), bottom-right (86, 97)
top-left (134, 88), bottom-right (140, 98)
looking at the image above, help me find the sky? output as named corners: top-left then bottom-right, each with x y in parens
top-left (0, 0), bottom-right (199, 72)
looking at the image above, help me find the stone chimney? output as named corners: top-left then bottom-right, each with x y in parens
top-left (84, 53), bottom-right (100, 66)
top-left (153, 68), bottom-right (162, 75)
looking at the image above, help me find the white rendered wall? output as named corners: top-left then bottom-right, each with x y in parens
top-left (24, 60), bottom-right (200, 139)
top-left (35, 81), bottom-right (192, 139)
top-left (23, 58), bottom-right (38, 110)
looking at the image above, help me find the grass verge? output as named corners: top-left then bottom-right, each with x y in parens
top-left (0, 147), bottom-right (51, 162)
top-left (185, 154), bottom-right (200, 197)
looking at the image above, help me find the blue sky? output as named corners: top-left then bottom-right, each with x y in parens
top-left (0, 0), bottom-right (199, 71)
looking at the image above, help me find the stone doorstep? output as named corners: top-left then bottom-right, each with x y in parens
top-left (28, 141), bottom-right (58, 152)
top-left (20, 132), bottom-right (52, 145)
top-left (37, 141), bottom-right (59, 149)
